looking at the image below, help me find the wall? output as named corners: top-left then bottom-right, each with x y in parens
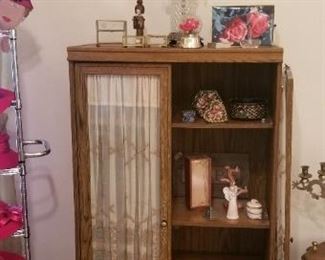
top-left (14, 0), bottom-right (325, 259)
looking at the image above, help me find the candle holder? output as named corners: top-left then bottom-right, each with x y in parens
top-left (292, 162), bottom-right (325, 199)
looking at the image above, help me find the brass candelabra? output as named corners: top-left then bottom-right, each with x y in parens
top-left (292, 162), bottom-right (325, 199)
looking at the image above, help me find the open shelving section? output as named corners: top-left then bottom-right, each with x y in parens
top-left (169, 47), bottom-right (282, 260)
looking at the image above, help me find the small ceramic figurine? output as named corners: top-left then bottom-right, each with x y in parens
top-left (0, 0), bottom-right (33, 52)
top-left (246, 199), bottom-right (263, 220)
top-left (133, 0), bottom-right (145, 36)
top-left (221, 166), bottom-right (248, 220)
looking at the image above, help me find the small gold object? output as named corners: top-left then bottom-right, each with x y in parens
top-left (312, 241), bottom-right (319, 251)
top-left (122, 35), bottom-right (145, 47)
top-left (180, 33), bottom-right (201, 49)
top-left (146, 34), bottom-right (168, 47)
top-left (292, 163), bottom-right (325, 200)
top-left (207, 42), bottom-right (233, 48)
top-left (96, 20), bottom-right (127, 46)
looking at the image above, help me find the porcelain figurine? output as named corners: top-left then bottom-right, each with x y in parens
top-left (221, 166), bottom-right (248, 220)
top-left (246, 199), bottom-right (263, 219)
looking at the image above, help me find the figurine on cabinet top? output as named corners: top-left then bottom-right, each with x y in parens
top-left (221, 166), bottom-right (248, 220)
top-left (133, 0), bottom-right (145, 36)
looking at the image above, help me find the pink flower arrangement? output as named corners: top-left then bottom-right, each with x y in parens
top-left (179, 17), bottom-right (201, 34)
top-left (221, 10), bottom-right (270, 43)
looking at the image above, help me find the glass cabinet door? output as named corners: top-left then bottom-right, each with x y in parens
top-left (72, 65), bottom-right (171, 260)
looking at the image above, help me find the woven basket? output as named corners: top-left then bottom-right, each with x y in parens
top-left (229, 99), bottom-right (267, 120)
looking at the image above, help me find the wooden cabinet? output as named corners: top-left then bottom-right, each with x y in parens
top-left (68, 45), bottom-right (291, 260)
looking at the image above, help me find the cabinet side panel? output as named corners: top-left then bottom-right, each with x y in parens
top-left (73, 64), bottom-right (93, 260)
top-left (69, 62), bottom-right (80, 260)
top-left (268, 63), bottom-right (283, 260)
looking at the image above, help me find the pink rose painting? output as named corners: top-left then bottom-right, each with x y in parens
top-left (221, 17), bottom-right (247, 42)
top-left (212, 6), bottom-right (274, 45)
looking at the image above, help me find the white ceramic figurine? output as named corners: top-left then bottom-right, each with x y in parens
top-left (221, 166), bottom-right (248, 220)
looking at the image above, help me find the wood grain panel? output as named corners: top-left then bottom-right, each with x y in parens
top-left (67, 45), bottom-right (283, 63)
top-left (172, 226), bottom-right (267, 256)
top-left (172, 116), bottom-right (273, 129)
top-left (284, 67), bottom-right (294, 260)
top-left (173, 252), bottom-right (263, 260)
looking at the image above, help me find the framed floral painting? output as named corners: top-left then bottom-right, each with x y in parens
top-left (212, 5), bottom-right (275, 46)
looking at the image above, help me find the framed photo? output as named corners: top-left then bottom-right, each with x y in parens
top-left (210, 153), bottom-right (249, 198)
top-left (173, 152), bottom-right (249, 199)
top-left (212, 6), bottom-right (275, 45)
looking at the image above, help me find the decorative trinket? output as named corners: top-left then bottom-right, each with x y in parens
top-left (96, 20), bottom-right (127, 46)
top-left (181, 110), bottom-right (196, 123)
top-left (178, 16), bottom-right (202, 48)
top-left (221, 166), bottom-right (248, 220)
top-left (193, 90), bottom-right (228, 123)
top-left (133, 0), bottom-right (145, 36)
top-left (229, 98), bottom-right (267, 120)
top-left (246, 199), bottom-right (263, 220)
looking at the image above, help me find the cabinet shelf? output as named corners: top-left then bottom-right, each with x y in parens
top-left (172, 198), bottom-right (270, 229)
top-left (172, 115), bottom-right (273, 129)
top-left (173, 251), bottom-right (263, 260)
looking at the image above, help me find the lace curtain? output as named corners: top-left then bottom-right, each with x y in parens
top-left (87, 75), bottom-right (161, 260)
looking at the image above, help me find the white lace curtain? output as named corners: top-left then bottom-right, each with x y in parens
top-left (87, 74), bottom-right (161, 260)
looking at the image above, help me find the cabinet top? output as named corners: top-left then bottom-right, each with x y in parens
top-left (67, 44), bottom-right (283, 63)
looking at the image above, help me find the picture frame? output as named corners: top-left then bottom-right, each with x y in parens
top-left (212, 5), bottom-right (275, 46)
top-left (173, 152), bottom-right (249, 199)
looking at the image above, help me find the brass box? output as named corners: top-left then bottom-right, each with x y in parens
top-left (185, 155), bottom-right (212, 209)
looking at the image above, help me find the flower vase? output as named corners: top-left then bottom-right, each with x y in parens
top-left (180, 33), bottom-right (201, 48)
top-left (240, 38), bottom-right (261, 48)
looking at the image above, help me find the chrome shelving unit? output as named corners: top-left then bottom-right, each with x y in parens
top-left (0, 29), bottom-right (51, 260)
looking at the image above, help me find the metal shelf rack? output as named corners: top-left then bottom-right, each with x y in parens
top-left (0, 29), bottom-right (51, 260)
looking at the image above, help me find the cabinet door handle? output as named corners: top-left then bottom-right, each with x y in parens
top-left (23, 139), bottom-right (51, 159)
top-left (160, 220), bottom-right (168, 228)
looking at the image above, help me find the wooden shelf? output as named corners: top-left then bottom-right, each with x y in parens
top-left (172, 116), bottom-right (273, 129)
top-left (172, 198), bottom-right (270, 229)
top-left (67, 45), bottom-right (283, 63)
top-left (173, 251), bottom-right (263, 260)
